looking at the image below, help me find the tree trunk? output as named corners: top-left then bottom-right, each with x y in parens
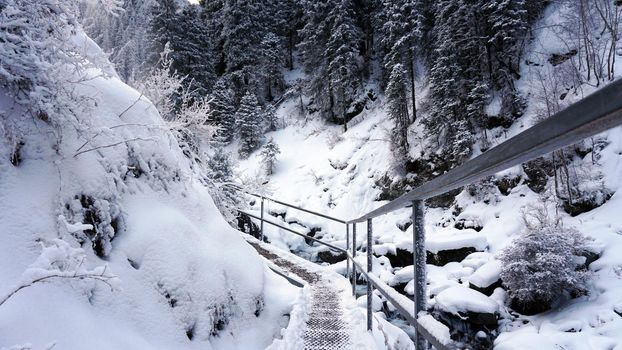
top-left (409, 56), bottom-right (417, 123)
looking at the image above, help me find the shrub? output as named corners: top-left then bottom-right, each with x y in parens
top-left (498, 203), bottom-right (590, 315)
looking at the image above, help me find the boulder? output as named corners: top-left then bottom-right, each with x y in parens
top-left (317, 249), bottom-right (347, 264)
top-left (469, 260), bottom-right (503, 296)
top-left (435, 286), bottom-right (499, 329)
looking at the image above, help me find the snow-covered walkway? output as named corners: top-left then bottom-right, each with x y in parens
top-left (247, 240), bottom-right (352, 350)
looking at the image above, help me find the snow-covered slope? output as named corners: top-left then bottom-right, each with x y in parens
top-left (0, 29), bottom-right (297, 350)
top-left (236, 3), bottom-right (622, 348)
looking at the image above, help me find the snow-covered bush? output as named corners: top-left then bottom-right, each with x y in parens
top-left (207, 148), bottom-right (242, 222)
top-left (62, 195), bottom-right (124, 257)
top-left (0, 0), bottom-right (99, 136)
top-left (0, 239), bottom-right (118, 307)
top-left (498, 202), bottom-right (591, 314)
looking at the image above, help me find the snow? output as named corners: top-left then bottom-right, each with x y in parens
top-left (434, 286), bottom-right (498, 315)
top-left (425, 231), bottom-right (488, 254)
top-left (468, 260), bottom-right (502, 288)
top-left (0, 24), bottom-right (299, 350)
top-left (417, 313), bottom-right (452, 346)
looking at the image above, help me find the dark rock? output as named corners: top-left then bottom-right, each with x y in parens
top-left (522, 157), bottom-right (554, 193)
top-left (426, 188), bottom-right (461, 209)
top-left (10, 140), bottom-right (24, 166)
top-left (510, 297), bottom-right (551, 315)
top-left (484, 115), bottom-right (514, 129)
top-left (427, 247), bottom-right (478, 266)
top-left (577, 250), bottom-right (600, 270)
top-left (397, 220), bottom-right (412, 232)
top-left (317, 249), bottom-right (348, 264)
top-left (237, 213), bottom-right (261, 240)
top-left (495, 175), bottom-right (521, 196)
top-left (548, 49), bottom-right (578, 66)
top-left (563, 191), bottom-right (613, 217)
top-left (454, 219), bottom-right (483, 232)
top-left (384, 248), bottom-right (413, 268)
top-left (305, 227), bottom-right (322, 245)
top-left (268, 209), bottom-right (286, 220)
top-left (469, 280), bottom-right (502, 297)
top-left (433, 310), bottom-right (497, 349)
top-left (374, 174), bottom-right (411, 201)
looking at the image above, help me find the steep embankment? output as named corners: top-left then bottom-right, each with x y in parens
top-left (0, 25), bottom-right (297, 350)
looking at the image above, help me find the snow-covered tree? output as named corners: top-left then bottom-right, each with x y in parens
top-left (263, 103), bottom-right (279, 132)
top-left (208, 147), bottom-right (234, 184)
top-left (149, 2), bottom-right (215, 101)
top-left (385, 64), bottom-right (410, 162)
top-left (236, 92), bottom-right (263, 158)
top-left (80, 0), bottom-right (156, 81)
top-left (498, 202), bottom-right (591, 314)
top-left (259, 32), bottom-right (285, 102)
top-left (378, 0), bottom-right (418, 118)
top-left (326, 0), bottom-right (362, 132)
top-left (209, 79), bottom-right (236, 143)
top-left (260, 138), bottom-right (281, 175)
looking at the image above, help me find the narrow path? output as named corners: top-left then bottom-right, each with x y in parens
top-left (247, 242), bottom-right (352, 350)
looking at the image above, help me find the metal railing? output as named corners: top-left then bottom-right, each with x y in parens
top-left (234, 78), bottom-right (622, 349)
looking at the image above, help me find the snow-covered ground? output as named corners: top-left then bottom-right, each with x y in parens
top-left (0, 29), bottom-right (299, 350)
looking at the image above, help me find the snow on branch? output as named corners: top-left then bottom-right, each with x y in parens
top-left (0, 239), bottom-right (120, 307)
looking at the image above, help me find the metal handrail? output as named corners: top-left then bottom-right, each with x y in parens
top-left (238, 210), bottom-right (347, 253)
top-left (223, 184), bottom-right (346, 223)
top-left (348, 78), bottom-right (622, 224)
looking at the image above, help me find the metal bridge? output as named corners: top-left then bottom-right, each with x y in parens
top-left (234, 79), bottom-right (622, 349)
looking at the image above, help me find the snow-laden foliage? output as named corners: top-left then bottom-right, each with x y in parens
top-left (385, 63), bottom-right (410, 163)
top-left (209, 78), bottom-right (236, 143)
top-left (260, 138), bottom-right (281, 176)
top-left (0, 0), bottom-right (99, 134)
top-left (498, 202), bottom-right (591, 314)
top-left (237, 92), bottom-right (264, 158)
top-left (0, 239), bottom-right (119, 308)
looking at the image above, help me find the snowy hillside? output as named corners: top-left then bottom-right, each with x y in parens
top-left (0, 6), bottom-right (297, 349)
top-left (235, 3), bottom-right (622, 348)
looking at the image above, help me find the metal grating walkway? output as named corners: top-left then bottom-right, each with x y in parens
top-left (248, 242), bottom-right (352, 350)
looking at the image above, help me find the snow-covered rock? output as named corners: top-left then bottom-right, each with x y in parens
top-left (468, 260), bottom-right (502, 295)
top-left (435, 286), bottom-right (499, 316)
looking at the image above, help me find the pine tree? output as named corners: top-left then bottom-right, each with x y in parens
top-left (80, 0), bottom-right (155, 81)
top-left (209, 79), bottom-right (236, 143)
top-left (263, 103), bottom-right (279, 132)
top-left (378, 0), bottom-right (419, 119)
top-left (236, 92), bottom-right (264, 158)
top-left (259, 32), bottom-right (285, 102)
top-left (149, 1), bottom-right (216, 103)
top-left (208, 147), bottom-right (234, 183)
top-left (260, 138), bottom-right (281, 175)
top-left (298, 0), bottom-right (332, 116)
top-left (298, 0), bottom-right (363, 130)
top-left (385, 64), bottom-right (410, 162)
top-left (326, 0), bottom-right (362, 132)
top-left (423, 0), bottom-right (485, 167)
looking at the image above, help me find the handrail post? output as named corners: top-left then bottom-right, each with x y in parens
top-left (412, 200), bottom-right (426, 349)
top-left (366, 218), bottom-right (373, 331)
top-left (352, 223), bottom-right (357, 296)
top-left (346, 224), bottom-right (350, 280)
top-left (260, 197), bottom-right (265, 242)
